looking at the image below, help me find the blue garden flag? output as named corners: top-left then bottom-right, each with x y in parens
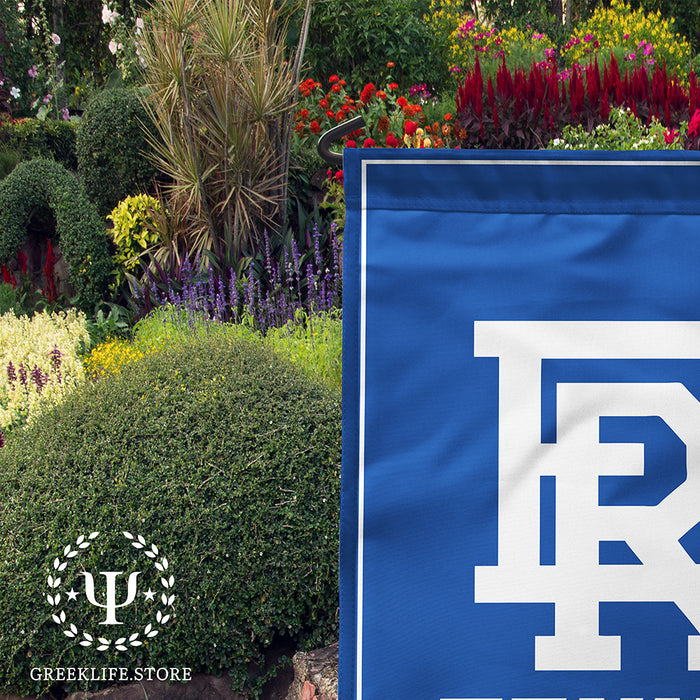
top-left (341, 149), bottom-right (700, 700)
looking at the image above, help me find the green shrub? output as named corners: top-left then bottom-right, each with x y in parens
top-left (0, 332), bottom-right (341, 697)
top-left (107, 194), bottom-right (161, 287)
top-left (304, 0), bottom-right (447, 92)
top-left (0, 157), bottom-right (114, 311)
top-left (3, 118), bottom-right (78, 170)
top-left (76, 88), bottom-right (157, 216)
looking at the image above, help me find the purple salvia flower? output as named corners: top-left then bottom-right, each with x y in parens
top-left (31, 364), bottom-right (49, 392)
top-left (313, 223), bottom-right (322, 270)
top-left (215, 275), bottom-right (226, 322)
top-left (7, 361), bottom-right (16, 389)
top-left (0, 431), bottom-right (4, 448)
top-left (228, 269), bottom-right (239, 322)
top-left (18, 363), bottom-right (27, 387)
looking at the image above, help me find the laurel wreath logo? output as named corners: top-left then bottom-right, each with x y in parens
top-left (47, 531), bottom-right (175, 652)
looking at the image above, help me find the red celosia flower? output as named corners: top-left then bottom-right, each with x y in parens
top-left (329, 75), bottom-right (339, 83)
top-left (335, 170), bottom-right (344, 184)
top-left (386, 132), bottom-right (400, 147)
top-left (360, 83), bottom-right (376, 103)
top-left (688, 109), bottom-right (700, 138)
top-left (664, 128), bottom-right (679, 144)
top-left (346, 139), bottom-right (357, 148)
top-left (363, 137), bottom-right (376, 148)
top-left (310, 120), bottom-right (321, 133)
top-left (2, 264), bottom-right (15, 289)
top-left (397, 96), bottom-right (408, 108)
top-left (404, 120), bottom-right (417, 136)
top-left (17, 249), bottom-right (27, 274)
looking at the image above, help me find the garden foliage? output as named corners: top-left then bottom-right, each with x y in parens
top-left (0, 308), bottom-right (88, 433)
top-left (76, 88), bottom-right (157, 216)
top-left (0, 332), bottom-right (341, 697)
top-left (305, 0), bottom-right (446, 93)
top-left (1, 117), bottom-right (78, 171)
top-left (455, 56), bottom-right (700, 149)
top-left (0, 157), bottom-right (114, 310)
top-left (137, 0), bottom-right (312, 270)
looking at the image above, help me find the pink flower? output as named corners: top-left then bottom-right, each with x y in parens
top-left (27, 65), bottom-right (38, 78)
top-left (61, 107), bottom-right (70, 120)
top-left (664, 128), bottom-right (678, 144)
top-left (42, 93), bottom-right (52, 103)
top-left (345, 139), bottom-right (357, 148)
top-left (363, 138), bottom-right (376, 148)
top-left (51, 33), bottom-right (60, 45)
top-left (644, 43), bottom-right (654, 56)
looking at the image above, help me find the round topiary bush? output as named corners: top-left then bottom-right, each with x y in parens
top-left (0, 331), bottom-right (341, 698)
top-left (0, 157), bottom-right (114, 310)
top-left (76, 88), bottom-right (157, 216)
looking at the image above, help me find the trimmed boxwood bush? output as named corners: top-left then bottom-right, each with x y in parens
top-left (2, 117), bottom-right (78, 172)
top-left (0, 332), bottom-right (341, 698)
top-left (0, 157), bottom-right (113, 311)
top-left (76, 88), bottom-right (157, 216)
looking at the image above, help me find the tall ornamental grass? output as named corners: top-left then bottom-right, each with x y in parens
top-left (137, 0), bottom-right (312, 268)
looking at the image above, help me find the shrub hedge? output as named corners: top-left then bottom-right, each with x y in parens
top-left (0, 157), bottom-right (113, 311)
top-left (1, 117), bottom-right (78, 171)
top-left (0, 332), bottom-right (341, 698)
top-left (76, 88), bottom-right (157, 216)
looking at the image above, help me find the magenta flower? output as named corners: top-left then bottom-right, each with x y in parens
top-left (27, 65), bottom-right (38, 78)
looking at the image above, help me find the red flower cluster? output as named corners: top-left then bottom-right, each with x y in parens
top-left (360, 83), bottom-right (376, 104)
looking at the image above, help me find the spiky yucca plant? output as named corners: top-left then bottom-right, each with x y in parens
top-left (137, 0), bottom-right (312, 269)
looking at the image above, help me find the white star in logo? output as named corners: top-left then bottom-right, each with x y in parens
top-left (143, 588), bottom-right (156, 601)
top-left (66, 588), bottom-right (79, 601)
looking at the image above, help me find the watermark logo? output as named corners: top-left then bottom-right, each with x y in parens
top-left (47, 530), bottom-right (175, 651)
top-left (474, 320), bottom-right (700, 672)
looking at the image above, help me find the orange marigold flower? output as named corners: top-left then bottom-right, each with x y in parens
top-left (435, 138), bottom-right (444, 148)
top-left (295, 122), bottom-right (305, 133)
top-left (397, 96), bottom-right (408, 108)
top-left (341, 104), bottom-right (351, 113)
top-left (331, 84), bottom-right (342, 93)
top-left (329, 75), bottom-right (339, 83)
top-left (300, 109), bottom-right (309, 119)
top-left (442, 123), bottom-right (452, 136)
top-left (378, 115), bottom-right (390, 132)
top-left (336, 111), bottom-right (346, 122)
top-left (388, 83), bottom-right (399, 91)
top-left (339, 79), bottom-right (346, 86)
top-left (319, 98), bottom-right (329, 109)
top-left (444, 112), bottom-right (453, 121)
top-left (326, 110), bottom-right (335, 119)
top-left (310, 120), bottom-right (321, 133)
top-left (387, 61), bottom-right (395, 68)
top-left (376, 90), bottom-right (387, 100)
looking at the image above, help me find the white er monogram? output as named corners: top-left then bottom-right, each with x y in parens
top-left (474, 321), bottom-right (700, 672)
